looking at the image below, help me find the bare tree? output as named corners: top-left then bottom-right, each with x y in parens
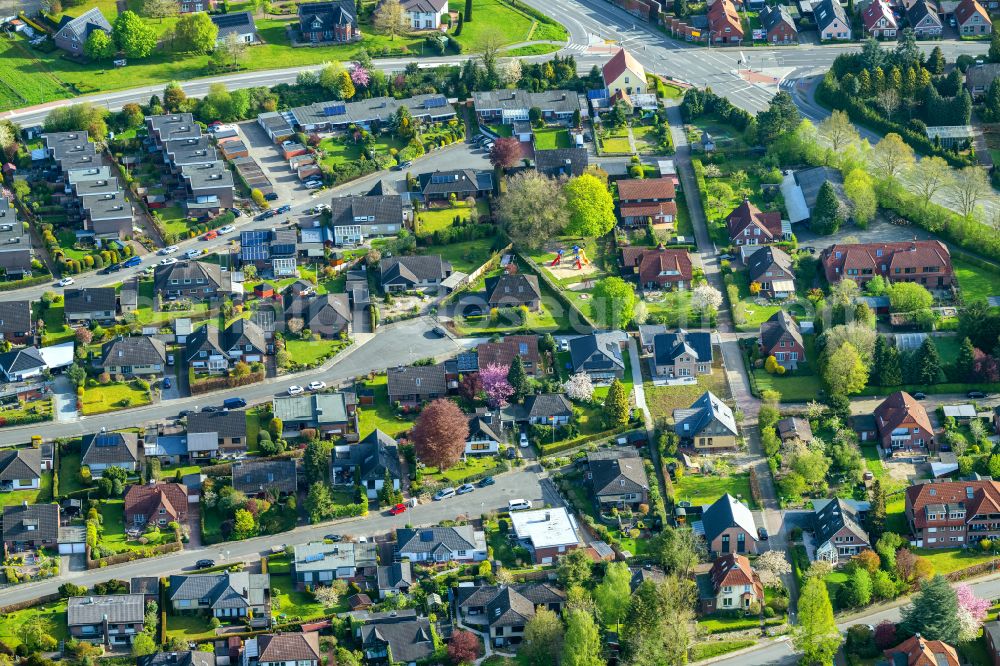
top-left (214, 32), bottom-right (249, 69)
top-left (479, 30), bottom-right (504, 79)
top-left (141, 0), bottom-right (179, 22)
top-left (949, 166), bottom-right (990, 218)
top-left (373, 0), bottom-right (409, 40)
top-left (909, 156), bottom-right (952, 207)
top-left (818, 110), bottom-right (860, 153)
top-left (869, 133), bottom-right (915, 180)
top-left (875, 88), bottom-right (900, 118)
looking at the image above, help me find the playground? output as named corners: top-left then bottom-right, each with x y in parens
top-left (539, 243), bottom-right (600, 282)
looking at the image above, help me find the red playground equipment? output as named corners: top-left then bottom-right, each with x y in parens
top-left (572, 245), bottom-right (590, 270)
top-left (550, 249), bottom-right (564, 267)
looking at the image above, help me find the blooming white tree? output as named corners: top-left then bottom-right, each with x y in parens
top-left (500, 58), bottom-right (522, 86)
top-left (754, 550), bottom-right (791, 588)
top-left (691, 284), bottom-right (723, 312)
top-left (563, 372), bottom-right (594, 402)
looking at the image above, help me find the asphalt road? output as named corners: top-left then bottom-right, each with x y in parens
top-left (0, 465), bottom-right (551, 606)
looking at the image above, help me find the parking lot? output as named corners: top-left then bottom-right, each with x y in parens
top-left (237, 120), bottom-right (304, 204)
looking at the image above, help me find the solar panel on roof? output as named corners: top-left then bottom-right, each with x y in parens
top-left (424, 96), bottom-right (447, 108)
top-left (324, 104), bottom-right (347, 116)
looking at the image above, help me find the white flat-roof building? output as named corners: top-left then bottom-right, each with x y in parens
top-left (509, 507), bottom-right (581, 564)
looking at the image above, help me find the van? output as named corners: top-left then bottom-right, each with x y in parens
top-left (123, 256), bottom-right (142, 268)
top-left (508, 499), bottom-right (532, 512)
top-left (223, 397), bottom-right (247, 409)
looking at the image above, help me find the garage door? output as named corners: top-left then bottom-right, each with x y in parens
top-left (244, 355), bottom-right (262, 363)
top-left (59, 542), bottom-right (85, 554)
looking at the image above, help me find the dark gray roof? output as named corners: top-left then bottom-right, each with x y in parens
top-left (674, 390), bottom-right (738, 438)
top-left (468, 412), bottom-right (503, 444)
top-left (0, 346), bottom-right (45, 376)
top-left (137, 651), bottom-right (216, 666)
top-left (232, 458), bottom-right (297, 494)
top-left (101, 335), bottom-right (167, 367)
top-left (907, 0), bottom-right (940, 26)
top-left (306, 293), bottom-right (352, 332)
top-left (587, 449), bottom-right (649, 497)
top-left (759, 4), bottom-right (795, 32)
top-left (815, 0), bottom-right (850, 31)
top-left (776, 417), bottom-right (813, 441)
top-left (334, 429), bottom-right (401, 482)
top-left (81, 192), bottom-right (132, 222)
top-left (273, 392), bottom-right (354, 425)
top-left (760, 310), bottom-right (804, 351)
top-left (224, 318), bottom-right (267, 355)
top-left (380, 255), bottom-right (452, 286)
top-left (472, 89), bottom-right (580, 115)
top-left (455, 583), bottom-right (565, 627)
top-left (187, 410), bottom-right (248, 439)
top-left (638, 324), bottom-right (668, 349)
top-left (569, 333), bottom-right (624, 374)
top-left (794, 166), bottom-right (844, 210)
top-left (535, 148), bottom-right (588, 177)
top-left (653, 330), bottom-right (712, 366)
top-left (418, 169), bottom-right (493, 196)
top-left (359, 610), bottom-right (434, 664)
top-left (56, 7), bottom-right (112, 43)
top-left (185, 325), bottom-right (227, 363)
top-left (376, 561), bottom-right (413, 591)
top-left (168, 572), bottom-right (269, 609)
top-left (67, 594), bottom-right (144, 626)
top-left (328, 195), bottom-right (403, 228)
top-left (211, 11), bottom-right (257, 39)
top-left (0, 301), bottom-right (32, 335)
top-left (814, 497), bottom-right (869, 547)
top-left (967, 63), bottom-right (1000, 90)
top-left (701, 494), bottom-right (757, 545)
top-left (298, 0), bottom-right (357, 30)
top-left (181, 161), bottom-right (235, 191)
top-left (164, 136), bottom-right (218, 166)
top-left (0, 448), bottom-right (41, 482)
top-left (485, 273), bottom-right (541, 304)
top-left (81, 431), bottom-right (140, 467)
top-left (146, 113), bottom-right (199, 142)
top-left (154, 260), bottom-right (225, 294)
top-left (2, 502), bottom-right (58, 544)
top-left (629, 566), bottom-right (666, 591)
top-left (526, 393), bottom-right (573, 420)
top-left (130, 576), bottom-right (160, 596)
top-left (386, 364), bottom-right (448, 398)
top-left (746, 246), bottom-right (793, 284)
top-left (64, 287), bottom-right (116, 315)
top-left (290, 93), bottom-right (453, 128)
top-left (396, 525), bottom-right (479, 556)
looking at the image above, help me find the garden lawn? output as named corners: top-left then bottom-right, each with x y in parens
top-left (0, 470), bottom-right (52, 508)
top-left (37, 302), bottom-right (74, 346)
top-left (644, 372), bottom-right (731, 423)
top-left (423, 456), bottom-right (498, 484)
top-left (0, 399), bottom-right (53, 426)
top-left (0, 600), bottom-right (69, 650)
top-left (675, 191), bottom-right (694, 237)
top-left (673, 472), bottom-right (755, 508)
top-left (533, 127), bottom-right (572, 150)
top-left (698, 614), bottom-right (766, 633)
top-left (861, 446), bottom-right (884, 479)
top-left (270, 571), bottom-right (346, 620)
top-left (885, 493), bottom-right (907, 534)
top-left (426, 238), bottom-right (498, 274)
top-left (914, 548), bottom-right (999, 574)
top-left (935, 335), bottom-right (963, 366)
top-left (690, 640), bottom-right (756, 661)
top-left (751, 370), bottom-right (823, 402)
top-left (593, 354), bottom-right (634, 402)
top-left (57, 449), bottom-right (85, 496)
top-left (414, 200), bottom-right (489, 237)
top-left (633, 124), bottom-right (666, 155)
top-left (246, 409), bottom-right (262, 453)
top-left (80, 383), bottom-right (151, 415)
top-left (157, 206), bottom-right (190, 239)
top-left (97, 500), bottom-right (173, 554)
top-left (165, 614), bottom-right (221, 642)
top-left (284, 338), bottom-right (344, 367)
top-left (824, 570), bottom-right (849, 608)
top-left (954, 258), bottom-right (1000, 304)
top-left (358, 375), bottom-right (416, 437)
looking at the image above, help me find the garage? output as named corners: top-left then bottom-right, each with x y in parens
top-left (58, 525), bottom-right (86, 554)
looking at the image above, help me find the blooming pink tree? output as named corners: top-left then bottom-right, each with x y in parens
top-left (351, 65), bottom-right (370, 88)
top-left (480, 363), bottom-right (514, 408)
top-left (957, 584), bottom-right (990, 641)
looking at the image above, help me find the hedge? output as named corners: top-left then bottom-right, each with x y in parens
top-left (0, 275), bottom-right (50, 291)
top-left (539, 424), bottom-right (641, 456)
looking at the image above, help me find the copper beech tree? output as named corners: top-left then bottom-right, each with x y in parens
top-left (411, 399), bottom-right (469, 471)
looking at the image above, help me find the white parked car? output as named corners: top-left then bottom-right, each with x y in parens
top-left (508, 499), bottom-right (533, 511)
top-left (287, 385), bottom-right (304, 396)
top-left (519, 432), bottom-right (529, 448)
top-left (161, 245), bottom-right (179, 255)
top-left (434, 487), bottom-right (456, 501)
top-left (185, 248), bottom-right (203, 259)
top-left (308, 381), bottom-right (326, 391)
top-left (160, 257), bottom-right (178, 266)
top-left (217, 225), bottom-right (236, 234)
top-left (558, 338), bottom-right (570, 352)
top-left (57, 277), bottom-right (74, 287)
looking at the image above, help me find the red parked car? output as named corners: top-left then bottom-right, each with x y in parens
top-left (388, 503), bottom-right (407, 516)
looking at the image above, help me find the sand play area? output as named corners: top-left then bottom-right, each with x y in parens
top-left (537, 242), bottom-right (601, 282)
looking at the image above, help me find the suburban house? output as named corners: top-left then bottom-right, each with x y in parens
top-left (137, 652), bottom-right (216, 666)
top-left (380, 255), bottom-right (453, 293)
top-left (273, 392), bottom-right (358, 440)
top-left (700, 494), bottom-right (759, 555)
top-left (285, 293), bottom-right (353, 338)
top-left (231, 459), bottom-right (297, 496)
top-left (725, 199), bottom-right (789, 248)
top-left (476, 335), bottom-right (541, 377)
top-left (185, 325), bottom-right (230, 375)
top-left (509, 507), bottom-right (581, 564)
top-left (100, 336), bottom-right (167, 377)
top-left (386, 364), bottom-right (448, 406)
top-left (813, 498), bottom-right (871, 564)
top-left (652, 329), bottom-right (713, 379)
top-left (455, 583), bottom-right (566, 647)
top-left (0, 448), bottom-right (41, 491)
top-left (569, 331), bottom-right (626, 383)
top-left (327, 194), bottom-right (404, 246)
top-left (395, 525), bottom-right (488, 562)
top-left (855, 391), bottom-right (934, 459)
top-left (484, 272), bottom-right (542, 311)
top-left (820, 241), bottom-right (955, 289)
top-left (955, 0), bottom-right (992, 35)
top-left (746, 246), bottom-right (795, 299)
top-left (907, 0), bottom-right (943, 37)
top-left (759, 4), bottom-right (797, 43)
top-left (0, 346), bottom-right (46, 382)
top-left (179, 162), bottom-right (235, 215)
top-left (298, 1), bottom-right (359, 43)
top-left (0, 199), bottom-right (33, 280)
top-left (523, 393), bottom-right (573, 425)
top-left (81, 192), bottom-right (134, 239)
top-left (64, 288), bottom-right (117, 324)
top-left (861, 0), bottom-right (898, 37)
top-left (466, 411), bottom-right (505, 456)
top-left (586, 449), bottom-right (649, 510)
top-left (146, 114), bottom-right (200, 149)
top-left (358, 610), bottom-right (434, 664)
top-left (904, 480), bottom-right (1000, 548)
top-left (80, 431), bottom-right (140, 477)
top-left (179, 0), bottom-right (217, 12)
top-left (777, 417), bottom-right (813, 443)
top-left (123, 481), bottom-right (189, 527)
top-left (330, 429), bottom-right (401, 499)
top-left (376, 561), bottom-right (414, 598)
top-left (673, 391), bottom-right (739, 452)
top-left (2, 502), bottom-right (59, 551)
top-left (67, 594), bottom-right (145, 646)
top-left (54, 7), bottom-right (113, 56)
top-left (966, 62), bottom-right (1000, 96)
top-left (154, 261), bottom-right (228, 300)
top-left (884, 635), bottom-right (960, 666)
top-left (759, 310), bottom-right (806, 370)
top-left (291, 540), bottom-right (378, 585)
top-left (472, 89), bottom-right (581, 124)
top-left (186, 411), bottom-right (249, 458)
top-left (418, 169), bottom-right (493, 202)
top-left (708, 0), bottom-right (744, 43)
top-left (617, 177), bottom-right (677, 229)
top-left (239, 229), bottom-right (297, 277)
top-left (602, 47), bottom-right (646, 96)
top-left (699, 554), bottom-right (764, 613)
top-left (620, 246), bottom-right (693, 291)
top-left (401, 0), bottom-right (448, 29)
top-left (169, 572), bottom-right (270, 621)
top-left (630, 566), bottom-right (666, 591)
top-left (211, 11), bottom-right (258, 44)
top-left (535, 148), bottom-right (589, 178)
top-left (815, 0), bottom-right (851, 40)
top-left (223, 319), bottom-right (267, 363)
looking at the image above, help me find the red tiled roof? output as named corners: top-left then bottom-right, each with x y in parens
top-left (620, 201), bottom-right (678, 219)
top-left (618, 177), bottom-right (676, 202)
top-left (955, 0), bottom-right (990, 26)
top-left (906, 480), bottom-right (1000, 530)
top-left (874, 391), bottom-right (933, 435)
top-left (477, 335), bottom-right (540, 372)
top-left (637, 248), bottom-right (693, 285)
top-left (123, 482), bottom-right (189, 524)
top-left (885, 634), bottom-right (960, 666)
top-left (709, 554), bottom-right (763, 598)
top-left (862, 0), bottom-right (898, 30)
top-left (709, 0), bottom-right (745, 36)
top-left (602, 48), bottom-right (646, 86)
top-left (725, 199), bottom-right (782, 241)
top-left (821, 240), bottom-right (954, 283)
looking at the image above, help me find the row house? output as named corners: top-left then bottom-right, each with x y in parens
top-left (820, 240), bottom-right (955, 290)
top-left (472, 88), bottom-right (581, 124)
top-left (905, 480), bottom-right (1000, 548)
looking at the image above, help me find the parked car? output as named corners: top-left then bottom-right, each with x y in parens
top-left (218, 225), bottom-right (236, 234)
top-left (912, 392), bottom-right (927, 400)
top-left (276, 204), bottom-right (292, 214)
top-left (57, 277), bottom-right (74, 287)
top-left (508, 499), bottom-right (532, 511)
top-left (478, 476), bottom-right (495, 487)
top-left (304, 180), bottom-right (322, 189)
top-left (324, 534), bottom-right (342, 542)
top-left (160, 257), bottom-right (178, 266)
top-left (287, 385), bottom-right (304, 396)
top-left (122, 256), bottom-right (142, 268)
top-left (160, 245), bottom-right (179, 255)
top-left (163, 377), bottom-right (172, 389)
top-left (434, 487), bottom-right (456, 501)
top-left (264, 192), bottom-right (279, 201)
top-left (203, 230), bottom-right (218, 241)
top-left (389, 503), bottom-right (407, 515)
top-left (456, 483), bottom-right (475, 496)
top-left (519, 432), bottom-right (529, 448)
top-left (758, 527), bottom-right (769, 541)
top-left (968, 391), bottom-right (987, 399)
top-left (202, 406), bottom-right (219, 413)
top-left (185, 249), bottom-right (203, 259)
top-left (308, 381), bottom-right (327, 391)
top-left (559, 338), bottom-right (570, 352)
top-left (223, 397), bottom-right (246, 409)
top-left (195, 559), bottom-right (215, 569)
top-left (231, 208), bottom-right (243, 218)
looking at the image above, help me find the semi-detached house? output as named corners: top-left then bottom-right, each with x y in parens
top-left (396, 526), bottom-right (488, 562)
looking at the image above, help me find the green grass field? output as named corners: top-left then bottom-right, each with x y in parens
top-left (0, 470), bottom-right (52, 508)
top-left (690, 640), bottom-right (756, 661)
top-left (0, 38), bottom-right (73, 109)
top-left (0, 600), bottom-right (68, 650)
top-left (954, 258), bottom-right (1000, 304)
top-left (425, 238), bottom-right (498, 274)
top-left (423, 456), bottom-right (497, 484)
top-left (673, 472), bottom-right (755, 508)
top-left (414, 200), bottom-right (489, 237)
top-left (358, 374), bottom-right (416, 437)
top-left (57, 449), bottom-right (84, 496)
top-left (284, 338), bottom-right (345, 367)
top-left (913, 547), bottom-right (999, 574)
top-left (81, 383), bottom-right (151, 415)
top-left (97, 499), bottom-right (173, 555)
top-left (533, 127), bottom-right (572, 150)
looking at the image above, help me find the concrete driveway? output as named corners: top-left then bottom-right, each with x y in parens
top-left (237, 120), bottom-right (303, 204)
top-left (795, 213), bottom-right (935, 249)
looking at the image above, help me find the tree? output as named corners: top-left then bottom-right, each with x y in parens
top-left (591, 276), bottom-right (637, 329)
top-left (489, 137), bottom-right (520, 169)
top-left (304, 439), bottom-right (332, 484)
top-left (131, 633), bottom-right (157, 657)
top-left (520, 607), bottom-right (564, 666)
top-left (564, 372), bottom-right (594, 402)
top-left (305, 482), bottom-right (335, 523)
top-left (214, 32), bottom-right (249, 69)
top-left (594, 562), bottom-right (632, 627)
top-left (757, 91), bottom-right (801, 144)
top-left (854, 549), bottom-right (881, 575)
top-left (142, 0), bottom-right (179, 21)
top-left (649, 527), bottom-right (705, 577)
top-left (910, 156), bottom-right (952, 207)
top-left (84, 29), bottom-right (115, 60)
top-left (837, 567), bottom-right (872, 608)
top-left (991, 29), bottom-right (1000, 62)
top-left (755, 550), bottom-right (792, 588)
top-left (887, 282), bottom-right (933, 312)
top-left (868, 479), bottom-right (888, 540)
top-left (465, 0), bottom-right (473, 20)
top-left (314, 580), bottom-right (347, 608)
top-left (480, 363), bottom-right (515, 408)
top-left (869, 133), bottom-right (915, 180)
top-left (844, 169), bottom-right (876, 227)
top-left (175, 12), bottom-right (218, 54)
top-left (113, 11), bottom-right (157, 59)
top-left (957, 583), bottom-right (990, 641)
top-left (507, 356), bottom-right (529, 402)
top-left (337, 70), bottom-right (356, 100)
top-left (872, 570), bottom-right (896, 601)
top-left (957, 337), bottom-right (977, 382)
top-left (810, 181), bottom-right (845, 235)
top-left (233, 508), bottom-right (257, 539)
top-left (691, 284), bottom-right (723, 312)
top-left (604, 378), bottom-right (630, 428)
top-left (916, 337), bottom-right (944, 384)
top-left (562, 609), bottom-right (603, 666)
top-left (374, 0), bottom-right (408, 39)
top-left (447, 629), bottom-right (481, 665)
top-left (623, 577), bottom-right (696, 666)
top-left (479, 29), bottom-right (504, 83)
top-left (950, 166), bottom-right (990, 218)
top-left (557, 548), bottom-right (594, 587)
top-left (900, 575), bottom-right (960, 643)
top-left (824, 342), bottom-right (868, 396)
top-left (564, 174), bottom-right (616, 237)
top-left (818, 110), bottom-right (859, 152)
top-left (496, 171), bottom-right (567, 250)
top-left (793, 577), bottom-right (841, 666)
top-left (411, 399), bottom-right (469, 470)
